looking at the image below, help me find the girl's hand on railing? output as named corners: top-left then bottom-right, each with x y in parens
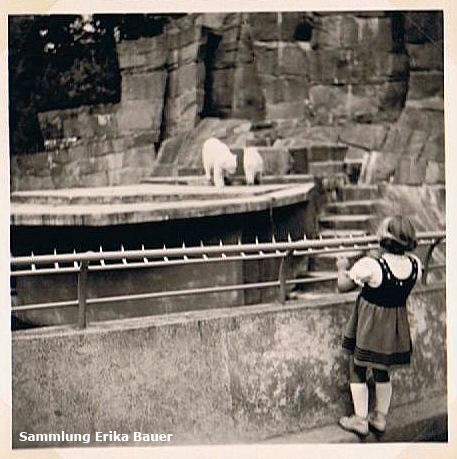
top-left (336, 255), bottom-right (350, 271)
top-left (336, 255), bottom-right (356, 292)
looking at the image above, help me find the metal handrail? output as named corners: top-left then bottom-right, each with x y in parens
top-left (11, 231), bottom-right (445, 329)
top-left (11, 231), bottom-right (445, 267)
top-left (421, 236), bottom-right (445, 285)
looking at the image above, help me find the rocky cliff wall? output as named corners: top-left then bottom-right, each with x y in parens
top-left (11, 11), bottom-right (444, 190)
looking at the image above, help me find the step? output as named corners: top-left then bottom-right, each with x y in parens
top-left (178, 167), bottom-right (202, 176)
top-left (309, 159), bottom-right (363, 182)
top-left (230, 147), bottom-right (292, 176)
top-left (151, 164), bottom-right (175, 176)
top-left (231, 173), bottom-right (315, 186)
top-left (325, 199), bottom-right (380, 216)
top-left (258, 174), bottom-right (315, 184)
top-left (306, 144), bottom-right (348, 162)
top-left (319, 229), bottom-right (369, 238)
top-left (319, 214), bottom-right (377, 231)
top-left (309, 160), bottom-right (345, 176)
top-left (340, 185), bottom-right (380, 201)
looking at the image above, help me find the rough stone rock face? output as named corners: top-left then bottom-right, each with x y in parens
top-left (375, 11), bottom-right (444, 185)
top-left (153, 117), bottom-right (254, 176)
top-left (247, 12), bottom-right (410, 125)
top-left (163, 15), bottom-right (206, 138)
top-left (211, 13), bottom-right (265, 120)
top-left (13, 11), bottom-right (444, 190)
top-left (10, 137), bottom-right (155, 191)
top-left (23, 36), bottom-right (169, 191)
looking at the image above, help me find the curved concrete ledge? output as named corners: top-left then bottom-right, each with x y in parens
top-left (10, 182), bottom-right (315, 226)
top-left (13, 289), bottom-right (361, 339)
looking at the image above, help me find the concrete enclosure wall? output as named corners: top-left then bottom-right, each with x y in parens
top-left (12, 284), bottom-right (446, 447)
top-left (13, 261), bottom-right (244, 326)
top-left (13, 193), bottom-right (320, 326)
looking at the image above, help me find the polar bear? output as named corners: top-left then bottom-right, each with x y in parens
top-left (243, 146), bottom-right (264, 185)
top-left (202, 137), bottom-right (237, 187)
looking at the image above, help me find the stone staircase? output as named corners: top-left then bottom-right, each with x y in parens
top-left (298, 156), bottom-right (382, 293)
top-left (315, 185), bottom-right (381, 270)
top-left (146, 138), bottom-right (380, 294)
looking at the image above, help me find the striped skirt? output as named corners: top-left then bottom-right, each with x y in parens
top-left (342, 294), bottom-right (412, 370)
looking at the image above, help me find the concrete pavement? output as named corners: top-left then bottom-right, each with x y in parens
top-left (260, 393), bottom-right (447, 443)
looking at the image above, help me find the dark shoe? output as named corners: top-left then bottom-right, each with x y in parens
top-left (368, 410), bottom-right (387, 433)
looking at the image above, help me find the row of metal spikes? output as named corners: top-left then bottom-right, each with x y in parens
top-left (12, 231), bottom-right (372, 274)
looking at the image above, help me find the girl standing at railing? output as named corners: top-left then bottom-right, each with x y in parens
top-left (336, 215), bottom-right (422, 436)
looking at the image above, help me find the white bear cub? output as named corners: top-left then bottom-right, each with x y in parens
top-left (243, 146), bottom-right (264, 185)
top-left (202, 137), bottom-right (237, 187)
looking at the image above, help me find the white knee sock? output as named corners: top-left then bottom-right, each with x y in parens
top-left (375, 382), bottom-right (392, 415)
top-left (350, 383), bottom-right (368, 418)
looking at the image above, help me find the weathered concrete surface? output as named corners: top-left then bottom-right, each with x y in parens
top-left (11, 183), bottom-right (296, 206)
top-left (10, 183), bottom-right (315, 226)
top-left (13, 261), bottom-right (245, 326)
top-left (12, 284), bottom-right (446, 447)
top-left (262, 393), bottom-right (447, 443)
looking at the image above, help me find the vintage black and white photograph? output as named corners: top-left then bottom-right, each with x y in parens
top-left (4, 2), bottom-right (452, 455)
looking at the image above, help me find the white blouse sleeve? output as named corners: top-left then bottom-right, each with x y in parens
top-left (348, 257), bottom-right (383, 288)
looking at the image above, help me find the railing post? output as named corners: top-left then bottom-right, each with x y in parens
top-left (422, 237), bottom-right (444, 286)
top-left (278, 250), bottom-right (293, 304)
top-left (77, 260), bottom-right (89, 328)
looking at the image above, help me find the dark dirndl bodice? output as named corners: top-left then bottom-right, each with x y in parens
top-left (360, 256), bottom-right (419, 307)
